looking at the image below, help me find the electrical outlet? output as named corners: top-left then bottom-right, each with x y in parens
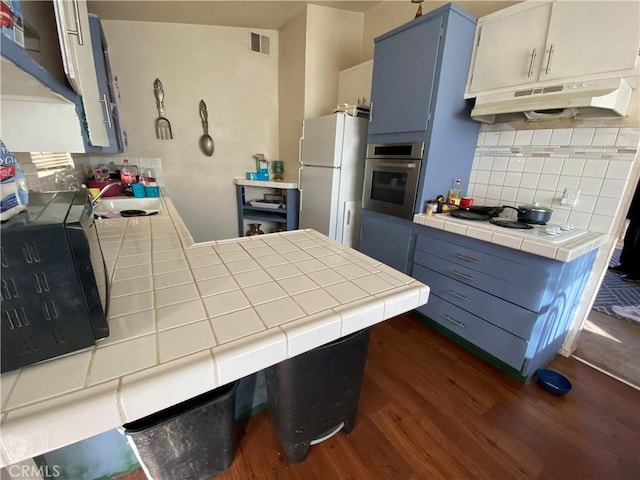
top-left (561, 188), bottom-right (580, 206)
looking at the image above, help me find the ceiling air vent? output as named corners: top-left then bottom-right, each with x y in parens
top-left (250, 32), bottom-right (270, 55)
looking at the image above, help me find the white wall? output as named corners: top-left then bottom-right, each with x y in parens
top-left (361, 1), bottom-right (517, 62)
top-left (303, 5), bottom-right (363, 118)
top-left (278, 5), bottom-right (363, 184)
top-left (101, 20), bottom-right (279, 242)
top-left (278, 9), bottom-right (306, 172)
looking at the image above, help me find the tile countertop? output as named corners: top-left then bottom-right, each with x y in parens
top-left (413, 213), bottom-right (607, 262)
top-left (0, 195), bottom-right (429, 467)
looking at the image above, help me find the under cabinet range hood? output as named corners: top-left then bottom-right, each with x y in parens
top-left (470, 78), bottom-right (633, 123)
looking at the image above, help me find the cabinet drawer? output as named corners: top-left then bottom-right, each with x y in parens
top-left (413, 264), bottom-right (537, 339)
top-left (414, 250), bottom-right (545, 312)
top-left (417, 295), bottom-right (527, 370)
top-left (415, 233), bottom-right (550, 290)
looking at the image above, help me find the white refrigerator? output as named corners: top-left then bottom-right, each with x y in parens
top-left (298, 112), bottom-right (368, 248)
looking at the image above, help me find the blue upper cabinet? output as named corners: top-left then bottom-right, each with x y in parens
top-left (52, 0), bottom-right (110, 149)
top-left (0, 38), bottom-right (88, 152)
top-left (0, 3), bottom-right (123, 153)
top-left (368, 14), bottom-right (441, 136)
top-left (367, 4), bottom-right (481, 210)
top-left (85, 14), bottom-right (124, 153)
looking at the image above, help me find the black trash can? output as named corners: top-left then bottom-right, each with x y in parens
top-left (121, 382), bottom-right (238, 480)
top-left (265, 327), bottom-right (371, 462)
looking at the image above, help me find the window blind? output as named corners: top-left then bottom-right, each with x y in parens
top-left (29, 152), bottom-right (75, 177)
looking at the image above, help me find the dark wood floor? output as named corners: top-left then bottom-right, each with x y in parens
top-left (120, 312), bottom-right (640, 480)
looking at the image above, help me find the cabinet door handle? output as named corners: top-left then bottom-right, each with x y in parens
top-left (67, 0), bottom-right (85, 46)
top-left (442, 314), bottom-right (465, 328)
top-left (99, 95), bottom-right (112, 129)
top-left (454, 253), bottom-right (479, 264)
top-left (544, 44), bottom-right (554, 75)
top-left (527, 48), bottom-right (537, 78)
top-left (298, 136), bottom-right (303, 165)
top-left (369, 101), bottom-right (373, 123)
top-left (346, 209), bottom-right (351, 225)
top-left (451, 270), bottom-right (474, 282)
top-left (448, 290), bottom-right (470, 302)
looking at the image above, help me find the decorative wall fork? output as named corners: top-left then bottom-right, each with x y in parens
top-left (153, 78), bottom-right (173, 140)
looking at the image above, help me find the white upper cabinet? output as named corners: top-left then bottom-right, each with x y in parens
top-left (338, 60), bottom-right (373, 107)
top-left (542, 2), bottom-right (640, 82)
top-left (466, 1), bottom-right (640, 97)
top-left (467, 2), bottom-right (551, 95)
top-left (53, 0), bottom-right (109, 146)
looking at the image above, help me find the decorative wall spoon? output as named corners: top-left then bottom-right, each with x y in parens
top-left (199, 100), bottom-right (214, 156)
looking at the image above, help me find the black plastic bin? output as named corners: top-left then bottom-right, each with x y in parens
top-left (265, 327), bottom-right (371, 462)
top-left (121, 382), bottom-right (238, 480)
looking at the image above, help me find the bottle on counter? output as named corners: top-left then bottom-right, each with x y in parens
top-left (447, 178), bottom-right (462, 206)
top-left (120, 159), bottom-right (138, 196)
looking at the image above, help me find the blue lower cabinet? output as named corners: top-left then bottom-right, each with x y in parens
top-left (412, 224), bottom-right (597, 380)
top-left (358, 209), bottom-right (413, 274)
top-left (417, 294), bottom-right (528, 370)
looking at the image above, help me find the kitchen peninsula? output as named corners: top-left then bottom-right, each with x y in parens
top-left (0, 194), bottom-right (429, 467)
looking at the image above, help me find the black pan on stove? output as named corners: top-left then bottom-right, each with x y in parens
top-left (449, 206), bottom-right (504, 221)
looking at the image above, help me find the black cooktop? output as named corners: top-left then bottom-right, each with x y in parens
top-left (489, 218), bottom-right (534, 230)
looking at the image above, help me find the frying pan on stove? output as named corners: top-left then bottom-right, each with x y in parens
top-left (449, 206), bottom-right (504, 221)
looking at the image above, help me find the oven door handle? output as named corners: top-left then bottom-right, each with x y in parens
top-left (374, 162), bottom-right (418, 169)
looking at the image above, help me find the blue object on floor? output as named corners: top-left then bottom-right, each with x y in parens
top-left (537, 369), bottom-right (572, 396)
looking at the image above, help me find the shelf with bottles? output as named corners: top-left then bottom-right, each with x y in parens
top-left (234, 181), bottom-right (299, 237)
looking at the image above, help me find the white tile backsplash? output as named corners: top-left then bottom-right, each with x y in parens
top-left (606, 160), bottom-right (634, 180)
top-left (514, 130), bottom-right (533, 145)
top-left (531, 129), bottom-right (552, 145)
top-left (498, 130), bottom-right (516, 146)
top-left (558, 175), bottom-right (581, 190)
top-left (550, 128), bottom-right (573, 145)
top-left (483, 131), bottom-right (500, 146)
top-left (492, 156), bottom-right (509, 171)
top-left (578, 177), bottom-right (603, 196)
top-left (538, 174), bottom-right (559, 191)
top-left (471, 126), bottom-right (637, 232)
top-left (519, 173), bottom-right (539, 189)
top-left (570, 128), bottom-right (595, 146)
top-left (600, 178), bottom-right (627, 198)
top-left (478, 156), bottom-right (494, 169)
top-left (523, 157), bottom-right (544, 173)
top-left (504, 172), bottom-right (521, 187)
top-left (592, 128), bottom-right (619, 146)
top-left (583, 159), bottom-right (608, 178)
top-left (475, 170), bottom-right (491, 184)
top-left (76, 157), bottom-right (165, 186)
top-left (615, 127), bottom-right (640, 147)
top-left (507, 157), bottom-right (526, 172)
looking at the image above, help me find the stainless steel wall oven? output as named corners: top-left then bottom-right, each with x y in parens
top-left (362, 142), bottom-right (424, 219)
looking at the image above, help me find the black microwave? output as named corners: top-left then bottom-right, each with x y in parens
top-left (0, 191), bottom-right (110, 372)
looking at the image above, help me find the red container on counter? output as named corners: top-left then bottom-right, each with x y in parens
top-left (86, 180), bottom-right (122, 197)
top-left (460, 197), bottom-right (474, 208)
